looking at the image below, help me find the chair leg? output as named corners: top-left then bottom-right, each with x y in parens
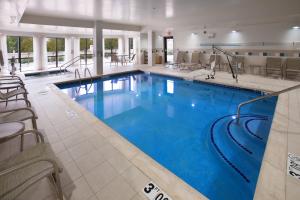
top-left (32, 118), bottom-right (39, 142)
top-left (53, 172), bottom-right (64, 200)
top-left (20, 134), bottom-right (24, 152)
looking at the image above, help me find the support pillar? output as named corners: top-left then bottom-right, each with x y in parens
top-left (34, 35), bottom-right (45, 70)
top-left (147, 30), bottom-right (153, 66)
top-left (93, 21), bottom-right (103, 75)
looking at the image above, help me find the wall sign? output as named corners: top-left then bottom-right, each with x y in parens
top-left (143, 181), bottom-right (173, 200)
top-left (287, 153), bottom-right (300, 180)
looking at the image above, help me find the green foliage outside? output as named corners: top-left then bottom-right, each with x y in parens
top-left (105, 38), bottom-right (118, 54)
top-left (80, 38), bottom-right (93, 51)
top-left (20, 37), bottom-right (33, 52)
top-left (7, 36), bottom-right (33, 53)
top-left (47, 38), bottom-right (65, 52)
top-left (7, 36), bottom-right (18, 53)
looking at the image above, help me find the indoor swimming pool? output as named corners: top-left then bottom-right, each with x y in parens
top-left (57, 71), bottom-right (278, 200)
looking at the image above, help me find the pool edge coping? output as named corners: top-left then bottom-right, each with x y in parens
top-left (51, 68), bottom-right (290, 200)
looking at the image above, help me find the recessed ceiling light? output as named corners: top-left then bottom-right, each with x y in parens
top-left (231, 30), bottom-right (238, 33)
top-left (192, 32), bottom-right (198, 35)
top-left (293, 26), bottom-right (300, 30)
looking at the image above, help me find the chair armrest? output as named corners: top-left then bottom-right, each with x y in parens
top-left (0, 98), bottom-right (31, 107)
top-left (0, 129), bottom-right (45, 144)
top-left (0, 75), bottom-right (22, 80)
top-left (0, 157), bottom-right (59, 177)
top-left (0, 107), bottom-right (37, 119)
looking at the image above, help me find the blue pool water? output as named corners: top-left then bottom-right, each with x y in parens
top-left (58, 72), bottom-right (277, 200)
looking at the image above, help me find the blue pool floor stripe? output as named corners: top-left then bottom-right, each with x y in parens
top-left (210, 114), bottom-right (268, 183)
top-left (244, 118), bottom-right (268, 140)
top-left (210, 114), bottom-right (250, 183)
top-left (227, 119), bottom-right (253, 154)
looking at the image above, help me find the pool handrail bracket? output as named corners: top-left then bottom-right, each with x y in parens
top-left (236, 84), bottom-right (300, 123)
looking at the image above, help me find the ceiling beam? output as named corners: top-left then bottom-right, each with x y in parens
top-left (20, 14), bottom-right (143, 31)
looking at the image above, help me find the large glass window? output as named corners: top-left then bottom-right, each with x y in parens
top-left (7, 36), bottom-right (34, 71)
top-left (104, 38), bottom-right (118, 57)
top-left (47, 38), bottom-right (65, 68)
top-left (80, 38), bottom-right (93, 65)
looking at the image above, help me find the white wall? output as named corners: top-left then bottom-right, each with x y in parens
top-left (151, 23), bottom-right (300, 67)
top-left (172, 23), bottom-right (300, 50)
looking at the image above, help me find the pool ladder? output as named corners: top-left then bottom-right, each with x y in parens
top-left (74, 67), bottom-right (93, 85)
top-left (236, 83), bottom-right (300, 123)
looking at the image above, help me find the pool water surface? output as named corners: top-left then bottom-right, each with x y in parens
top-left (58, 72), bottom-right (277, 200)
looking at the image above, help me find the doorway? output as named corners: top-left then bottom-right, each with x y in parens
top-left (163, 36), bottom-right (174, 63)
top-left (46, 37), bottom-right (65, 68)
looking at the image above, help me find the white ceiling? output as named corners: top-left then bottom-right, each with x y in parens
top-left (1, 0), bottom-right (300, 34)
top-left (23, 0), bottom-right (300, 29)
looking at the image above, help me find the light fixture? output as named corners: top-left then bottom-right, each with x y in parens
top-left (231, 30), bottom-right (238, 33)
top-left (192, 32), bottom-right (198, 35)
top-left (158, 93), bottom-right (162, 97)
top-left (293, 26), bottom-right (300, 30)
top-left (191, 103), bottom-right (195, 107)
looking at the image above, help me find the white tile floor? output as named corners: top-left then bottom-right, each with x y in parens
top-left (1, 65), bottom-right (300, 200)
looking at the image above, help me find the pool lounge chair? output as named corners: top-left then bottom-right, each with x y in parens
top-left (0, 107), bottom-right (38, 129)
top-left (0, 129), bottom-right (64, 200)
top-left (167, 51), bottom-right (185, 69)
top-left (265, 57), bottom-right (282, 78)
top-left (0, 87), bottom-right (28, 107)
top-left (188, 60), bottom-right (216, 80)
top-left (232, 56), bottom-right (245, 74)
top-left (208, 55), bottom-right (221, 70)
top-left (180, 52), bottom-right (203, 71)
top-left (284, 58), bottom-right (300, 80)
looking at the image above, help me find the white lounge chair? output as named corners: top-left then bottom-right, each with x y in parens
top-left (188, 61), bottom-right (216, 80)
top-left (180, 52), bottom-right (202, 70)
top-left (0, 129), bottom-right (63, 200)
top-left (0, 107), bottom-right (38, 129)
top-left (0, 87), bottom-right (28, 107)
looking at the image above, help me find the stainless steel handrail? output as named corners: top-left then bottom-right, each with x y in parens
top-left (74, 68), bottom-right (81, 80)
top-left (59, 56), bottom-right (81, 73)
top-left (212, 45), bottom-right (238, 83)
top-left (236, 84), bottom-right (300, 123)
top-left (84, 67), bottom-right (93, 84)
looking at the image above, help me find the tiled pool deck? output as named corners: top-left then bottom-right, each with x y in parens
top-left (1, 65), bottom-right (299, 200)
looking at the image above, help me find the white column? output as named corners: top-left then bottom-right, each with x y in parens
top-left (135, 34), bottom-right (141, 65)
top-left (118, 37), bottom-right (123, 54)
top-left (70, 37), bottom-right (75, 60)
top-left (74, 37), bottom-right (80, 58)
top-left (93, 21), bottom-right (103, 75)
top-left (65, 37), bottom-right (72, 63)
top-left (33, 35), bottom-right (45, 70)
top-left (0, 34), bottom-right (8, 70)
top-left (42, 37), bottom-right (48, 70)
top-left (147, 30), bottom-right (153, 66)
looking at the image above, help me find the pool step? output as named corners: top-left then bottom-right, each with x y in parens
top-left (210, 114), bottom-right (272, 185)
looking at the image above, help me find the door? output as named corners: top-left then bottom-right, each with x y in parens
top-left (46, 38), bottom-right (65, 68)
top-left (163, 36), bottom-right (174, 63)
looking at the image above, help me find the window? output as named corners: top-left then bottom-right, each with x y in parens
top-left (47, 38), bottom-right (65, 68)
top-left (104, 38), bottom-right (118, 57)
top-left (7, 36), bottom-right (34, 71)
top-left (80, 38), bottom-right (93, 65)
